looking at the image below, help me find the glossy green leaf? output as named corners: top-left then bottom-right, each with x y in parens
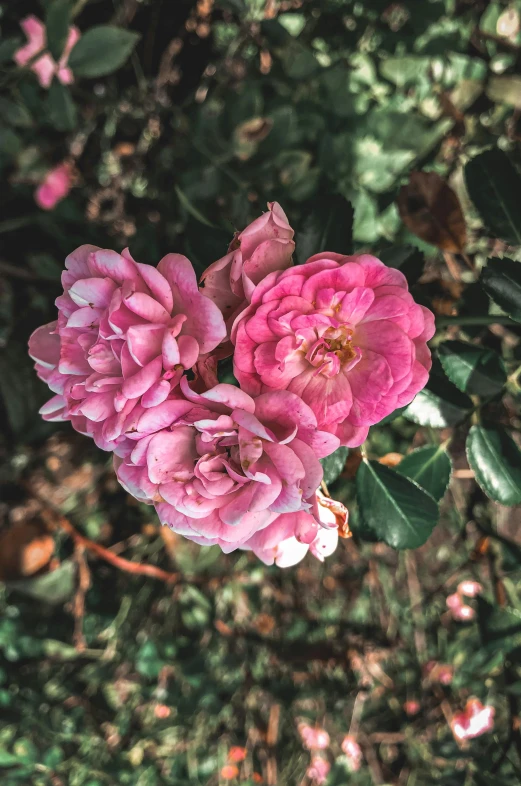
top-left (68, 26), bottom-right (140, 78)
top-left (397, 445), bottom-right (452, 501)
top-left (356, 460), bottom-right (439, 549)
top-left (465, 149), bottom-right (521, 245)
top-left (481, 257), bottom-right (521, 323)
top-left (47, 81), bottom-right (77, 131)
top-left (404, 372), bottom-right (473, 428)
top-left (467, 425), bottom-right (521, 506)
top-left (438, 340), bottom-right (506, 397)
top-left (296, 195), bottom-right (353, 263)
top-left (46, 0), bottom-right (73, 61)
top-left (320, 447), bottom-right (349, 486)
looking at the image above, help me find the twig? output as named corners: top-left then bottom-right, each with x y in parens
top-left (38, 506), bottom-right (181, 585)
top-left (72, 544), bottom-right (91, 651)
top-left (405, 553), bottom-right (428, 665)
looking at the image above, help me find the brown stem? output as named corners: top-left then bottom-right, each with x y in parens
top-left (38, 507), bottom-right (181, 585)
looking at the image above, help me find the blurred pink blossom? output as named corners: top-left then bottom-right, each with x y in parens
top-left (298, 724), bottom-right (330, 750)
top-left (14, 16), bottom-right (80, 89)
top-left (404, 700), bottom-right (421, 716)
top-left (232, 253), bottom-right (434, 447)
top-left (425, 661), bottom-right (453, 686)
top-left (458, 580), bottom-right (482, 598)
top-left (341, 735), bottom-right (363, 771)
top-left (35, 162), bottom-right (73, 210)
top-left (446, 593), bottom-right (475, 621)
top-left (451, 698), bottom-right (495, 742)
top-left (306, 756), bottom-right (330, 784)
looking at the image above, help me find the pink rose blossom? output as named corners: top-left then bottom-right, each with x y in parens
top-left (14, 16), bottom-right (80, 89)
top-left (35, 162), bottom-right (73, 210)
top-left (232, 253), bottom-right (434, 447)
top-left (451, 698), bottom-right (495, 742)
top-left (298, 724), bottom-right (330, 751)
top-left (115, 379), bottom-right (339, 553)
top-left (201, 202), bottom-right (294, 331)
top-left (340, 736), bottom-right (363, 771)
top-left (458, 580), bottom-right (482, 598)
top-left (306, 756), bottom-right (330, 785)
top-left (29, 246), bottom-right (226, 456)
top-left (244, 490), bottom-right (342, 566)
top-left (446, 593), bottom-right (475, 621)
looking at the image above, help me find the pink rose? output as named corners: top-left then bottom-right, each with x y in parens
top-left (35, 162), bottom-right (73, 210)
top-left (306, 756), bottom-right (330, 785)
top-left (29, 246), bottom-right (226, 456)
top-left (115, 379), bottom-right (339, 553)
top-left (298, 724), bottom-right (330, 751)
top-left (201, 202), bottom-right (295, 330)
top-left (14, 16), bottom-right (80, 89)
top-left (232, 253), bottom-right (434, 447)
top-left (451, 699), bottom-right (495, 742)
top-left (244, 490), bottom-right (342, 566)
top-left (340, 736), bottom-right (363, 771)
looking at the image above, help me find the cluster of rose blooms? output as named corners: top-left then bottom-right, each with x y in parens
top-left (299, 724), bottom-right (363, 784)
top-left (30, 203), bottom-right (435, 567)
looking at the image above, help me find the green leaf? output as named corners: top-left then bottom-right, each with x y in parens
top-left (0, 98), bottom-right (32, 128)
top-left (438, 340), bottom-right (506, 397)
top-left (464, 149), bottom-right (521, 245)
top-left (481, 257), bottom-right (521, 323)
top-left (46, 0), bottom-right (73, 61)
top-left (296, 195), bottom-right (353, 263)
top-left (397, 445), bottom-right (452, 501)
top-left (0, 749), bottom-right (23, 768)
top-left (356, 460), bottom-right (439, 549)
top-left (466, 425), bottom-right (521, 507)
top-left (320, 447), bottom-right (349, 486)
top-left (47, 81), bottom-right (77, 131)
top-left (175, 185), bottom-right (216, 228)
top-left (379, 245), bottom-right (425, 286)
top-left (404, 370), bottom-right (473, 428)
top-left (0, 38), bottom-right (21, 64)
top-left (68, 26), bottom-right (140, 78)
top-left (7, 561), bottom-right (76, 605)
top-left (478, 597), bottom-right (521, 655)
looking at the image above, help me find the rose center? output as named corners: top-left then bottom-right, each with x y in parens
top-left (322, 326), bottom-right (356, 364)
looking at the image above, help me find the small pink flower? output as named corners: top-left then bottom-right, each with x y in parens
top-left (14, 16), bottom-right (80, 89)
top-left (306, 756), bottom-right (330, 785)
top-left (115, 381), bottom-right (340, 555)
top-left (35, 162), bottom-right (72, 210)
top-left (201, 202), bottom-right (294, 333)
top-left (446, 593), bottom-right (475, 621)
top-left (29, 247), bottom-right (226, 456)
top-left (458, 580), bottom-right (482, 598)
top-left (451, 698), bottom-right (495, 742)
top-left (404, 700), bottom-right (421, 716)
top-left (298, 724), bottom-right (330, 750)
top-left (154, 704), bottom-right (171, 719)
top-left (340, 736), bottom-right (363, 771)
top-left (232, 252), bottom-right (434, 447)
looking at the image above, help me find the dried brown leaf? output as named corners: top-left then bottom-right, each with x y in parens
top-left (397, 171), bottom-right (467, 253)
